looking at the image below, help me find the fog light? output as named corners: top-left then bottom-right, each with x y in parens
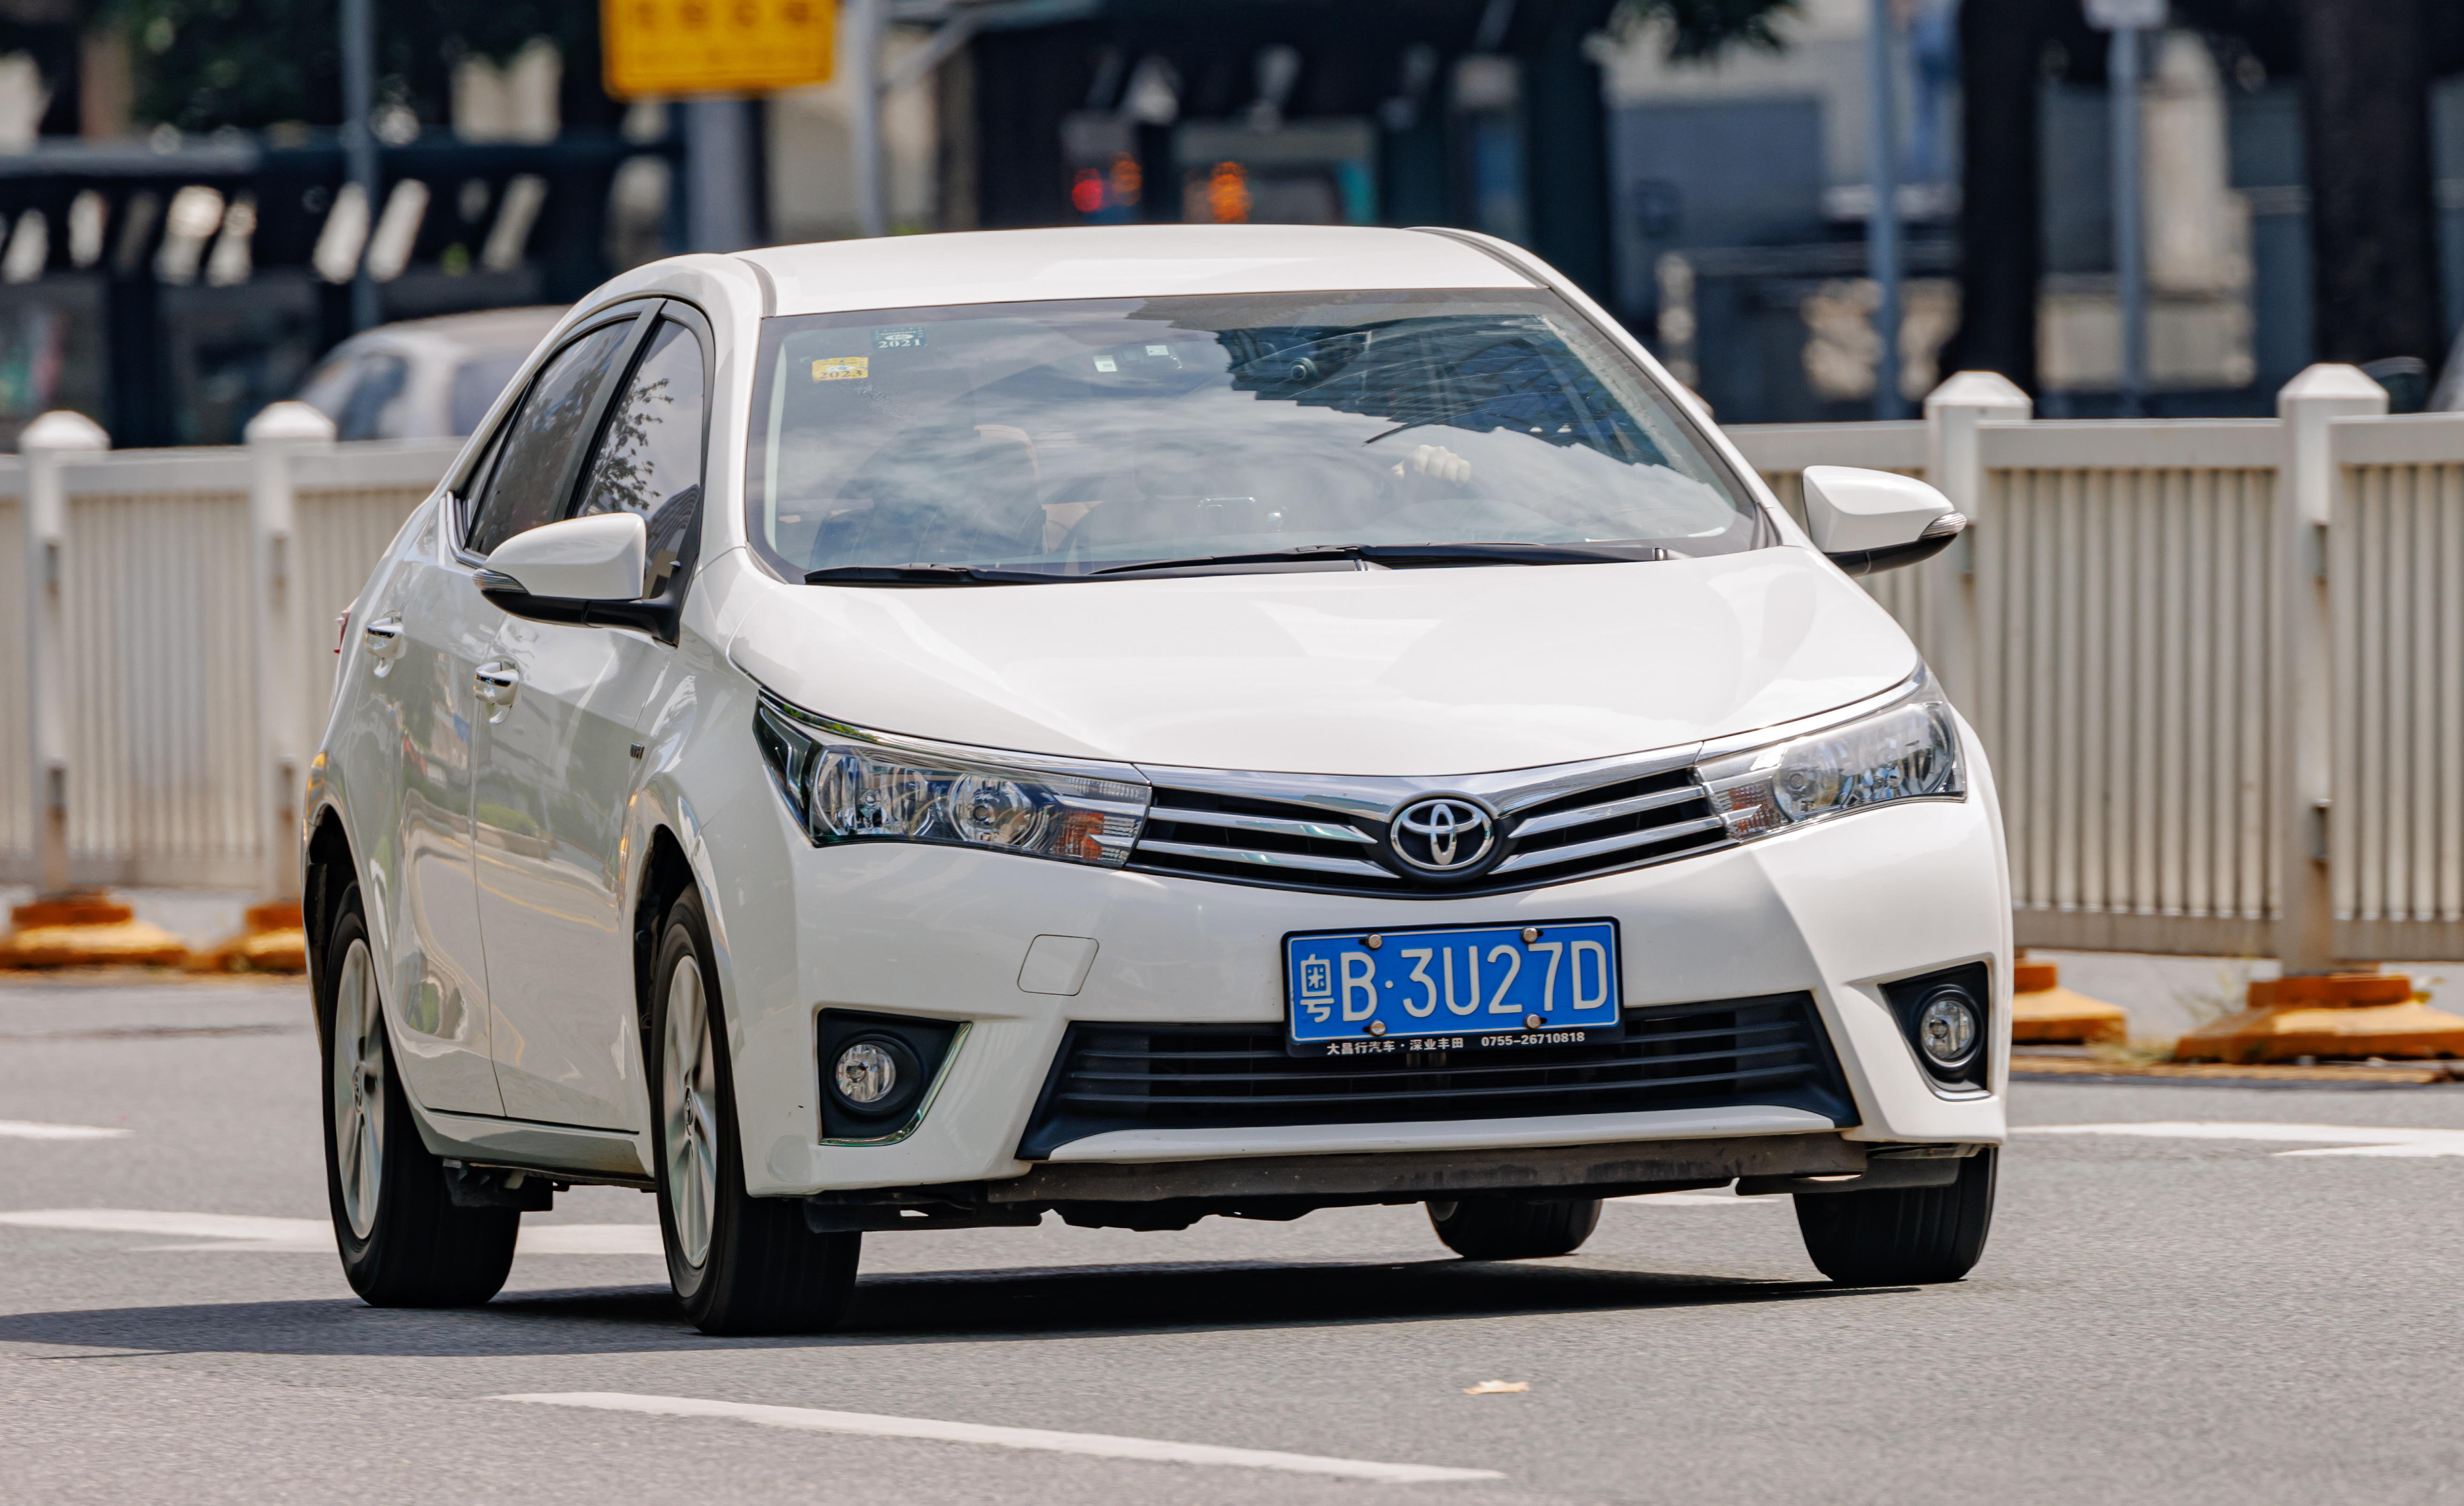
top-left (833, 1041), bottom-right (901, 1105)
top-left (1916, 988), bottom-right (1979, 1068)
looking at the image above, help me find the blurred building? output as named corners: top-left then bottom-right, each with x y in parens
top-left (0, 28), bottom-right (660, 449)
top-left (8, 0), bottom-right (2464, 443)
top-left (824, 0), bottom-right (2464, 420)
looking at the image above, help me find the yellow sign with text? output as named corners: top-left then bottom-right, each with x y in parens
top-left (601, 0), bottom-right (834, 99)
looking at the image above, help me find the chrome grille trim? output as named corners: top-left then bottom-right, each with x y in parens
top-left (1130, 744), bottom-right (1705, 821)
top-left (1492, 814), bottom-right (1728, 873)
top-left (1121, 730), bottom-right (1805, 897)
top-left (1508, 783), bottom-right (1704, 839)
top-left (1168, 808), bottom-right (1378, 844)
top-left (1134, 839), bottom-right (1394, 878)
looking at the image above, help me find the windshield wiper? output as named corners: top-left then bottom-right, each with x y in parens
top-left (803, 564), bottom-right (1061, 587)
top-left (808, 543), bottom-right (1669, 586)
top-left (1091, 542), bottom-right (1665, 577)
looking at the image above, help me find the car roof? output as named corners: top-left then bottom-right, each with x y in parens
top-left (733, 224), bottom-right (1534, 318)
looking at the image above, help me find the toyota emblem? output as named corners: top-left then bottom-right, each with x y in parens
top-left (1390, 797), bottom-right (1498, 874)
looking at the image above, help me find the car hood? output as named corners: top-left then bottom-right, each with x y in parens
top-left (723, 547), bottom-right (1918, 776)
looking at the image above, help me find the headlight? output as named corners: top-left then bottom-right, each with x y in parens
top-left (754, 697), bottom-right (1148, 867)
top-left (1698, 675), bottom-right (1963, 841)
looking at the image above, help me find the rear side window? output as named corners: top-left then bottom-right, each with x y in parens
top-left (573, 318), bottom-right (707, 597)
top-left (464, 320), bottom-right (633, 556)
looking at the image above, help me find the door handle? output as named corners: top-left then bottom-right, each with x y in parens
top-left (474, 659), bottom-right (520, 719)
top-left (362, 612), bottom-right (405, 675)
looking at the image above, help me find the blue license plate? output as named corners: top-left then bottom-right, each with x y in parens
top-left (1283, 920), bottom-right (1622, 1057)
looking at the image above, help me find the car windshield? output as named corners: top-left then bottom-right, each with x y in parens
top-left (745, 289), bottom-right (1766, 581)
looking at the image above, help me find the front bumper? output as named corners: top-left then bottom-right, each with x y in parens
top-left (707, 756), bottom-right (2011, 1199)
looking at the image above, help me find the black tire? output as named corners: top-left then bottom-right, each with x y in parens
top-left (1428, 1196), bottom-right (1603, 1260)
top-left (651, 887), bottom-right (861, 1336)
top-left (319, 887), bottom-right (518, 1306)
top-left (1795, 1147), bottom-right (1998, 1285)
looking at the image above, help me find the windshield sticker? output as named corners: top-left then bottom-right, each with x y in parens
top-left (873, 326), bottom-right (926, 349)
top-left (811, 356), bottom-right (869, 382)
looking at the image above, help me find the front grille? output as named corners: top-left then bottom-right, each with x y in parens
top-left (1495, 770), bottom-right (1728, 880)
top-left (1129, 766), bottom-right (1730, 898)
top-left (1017, 993), bottom-right (1854, 1159)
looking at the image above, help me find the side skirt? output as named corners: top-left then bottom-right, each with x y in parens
top-left (408, 1099), bottom-right (655, 1189)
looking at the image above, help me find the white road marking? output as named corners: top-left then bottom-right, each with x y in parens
top-left (0, 1209), bottom-right (664, 1253)
top-left (2015, 1121), bottom-right (2464, 1158)
top-left (522, 1224), bottom-right (663, 1254)
top-left (0, 1119), bottom-right (130, 1140)
top-left (1610, 1189), bottom-right (1776, 1206)
top-left (0, 1209), bottom-right (317, 1243)
top-left (491, 1393), bottom-right (1505, 1483)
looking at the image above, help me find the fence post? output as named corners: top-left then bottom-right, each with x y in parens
top-left (245, 401), bottom-right (336, 903)
top-left (18, 410), bottom-right (107, 895)
top-left (2273, 365), bottom-right (2384, 975)
top-left (2170, 361), bottom-right (2464, 1060)
top-left (1921, 371), bottom-right (2030, 707)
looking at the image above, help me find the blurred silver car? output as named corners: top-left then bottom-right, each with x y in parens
top-left (294, 307), bottom-right (568, 440)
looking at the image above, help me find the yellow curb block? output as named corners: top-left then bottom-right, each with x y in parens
top-left (2011, 1053), bottom-right (2464, 1085)
top-left (0, 918), bottom-right (193, 969)
top-left (2009, 954), bottom-right (2130, 1045)
top-left (2013, 985), bottom-right (2130, 1045)
top-left (2174, 1000), bottom-right (2464, 1064)
top-left (0, 893), bottom-right (192, 970)
top-left (2174, 972), bottom-right (2464, 1063)
top-left (189, 900), bottom-right (309, 975)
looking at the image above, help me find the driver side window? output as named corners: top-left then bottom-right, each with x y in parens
top-left (463, 318), bottom-right (635, 557)
top-left (572, 317), bottom-right (707, 598)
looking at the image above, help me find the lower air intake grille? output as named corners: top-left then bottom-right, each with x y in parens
top-left (1017, 993), bottom-right (1854, 1159)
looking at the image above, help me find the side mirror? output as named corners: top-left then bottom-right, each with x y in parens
top-left (1800, 465), bottom-right (1968, 577)
top-left (478, 513), bottom-right (647, 604)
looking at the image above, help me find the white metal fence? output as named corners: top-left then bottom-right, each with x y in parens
top-left (7, 368), bottom-right (2461, 966)
top-left (2330, 419), bottom-right (2464, 962)
top-left (6, 409), bottom-right (454, 891)
top-left (1732, 365), bottom-right (2464, 966)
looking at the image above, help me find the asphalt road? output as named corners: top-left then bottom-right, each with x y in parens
top-left (6, 976), bottom-right (2464, 1506)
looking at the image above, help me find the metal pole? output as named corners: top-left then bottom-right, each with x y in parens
top-left (683, 98), bottom-right (754, 252)
top-left (2111, 24), bottom-right (2146, 417)
top-left (1865, 0), bottom-right (1905, 419)
top-left (339, 0), bottom-right (379, 331)
top-left (847, 0), bottom-right (887, 238)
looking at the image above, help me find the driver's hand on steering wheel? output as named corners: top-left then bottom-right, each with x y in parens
top-left (1391, 443), bottom-right (1472, 486)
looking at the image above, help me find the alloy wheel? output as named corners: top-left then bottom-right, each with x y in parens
top-left (330, 938), bottom-right (385, 1240)
top-left (662, 956), bottom-right (719, 1268)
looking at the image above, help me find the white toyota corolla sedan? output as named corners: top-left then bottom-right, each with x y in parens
top-left (306, 224), bottom-right (2009, 1334)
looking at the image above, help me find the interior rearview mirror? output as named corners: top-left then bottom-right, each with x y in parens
top-left (478, 513), bottom-right (648, 605)
top-left (1799, 465), bottom-right (1967, 577)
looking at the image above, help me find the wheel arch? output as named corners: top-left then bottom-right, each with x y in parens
top-left (632, 824), bottom-right (700, 1044)
top-left (304, 805), bottom-right (357, 1043)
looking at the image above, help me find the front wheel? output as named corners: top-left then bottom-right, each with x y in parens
top-left (1428, 1196), bottom-right (1602, 1260)
top-left (1795, 1148), bottom-right (1997, 1285)
top-left (320, 888), bottom-right (518, 1306)
top-left (652, 887), bottom-right (861, 1335)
